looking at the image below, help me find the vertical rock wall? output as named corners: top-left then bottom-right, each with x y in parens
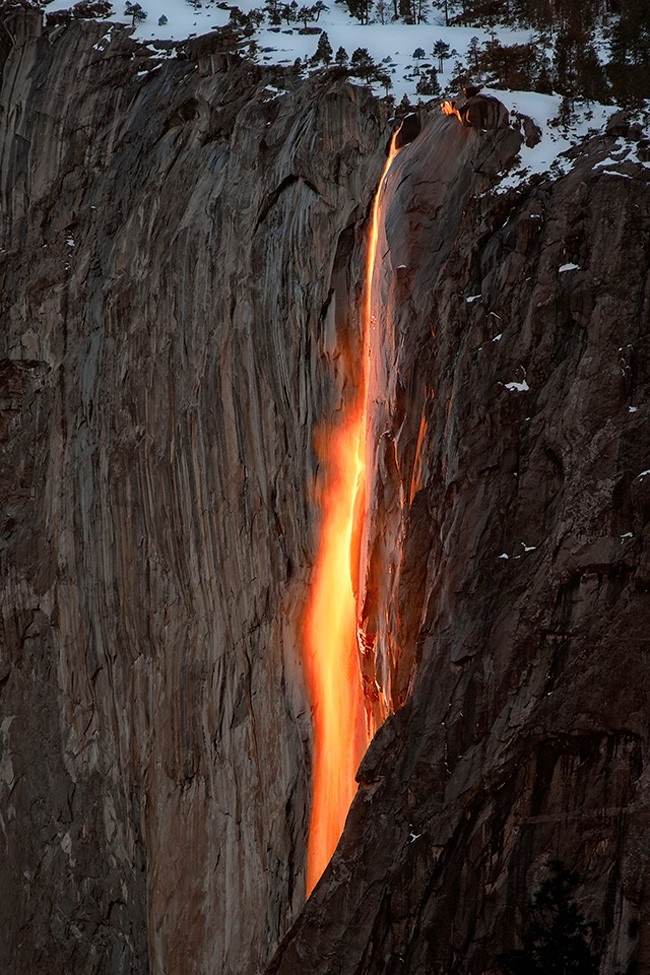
top-left (269, 112), bottom-right (650, 973)
top-left (0, 13), bottom-right (388, 973)
top-left (4, 11), bottom-right (650, 974)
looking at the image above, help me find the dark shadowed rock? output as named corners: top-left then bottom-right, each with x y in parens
top-left (459, 93), bottom-right (509, 128)
top-left (2, 9), bottom-right (650, 975)
top-left (395, 111), bottom-right (421, 148)
top-left (267, 105), bottom-right (650, 975)
top-left (606, 110), bottom-right (645, 141)
top-left (0, 15), bottom-right (390, 975)
top-left (516, 111), bottom-right (542, 147)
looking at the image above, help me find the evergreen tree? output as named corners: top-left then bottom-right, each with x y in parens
top-left (296, 4), bottom-right (315, 27)
top-left (498, 862), bottom-right (600, 975)
top-left (431, 0), bottom-right (449, 25)
top-left (432, 38), bottom-right (451, 71)
top-left (396, 92), bottom-right (414, 115)
top-left (577, 39), bottom-right (609, 103)
top-left (264, 0), bottom-right (281, 22)
top-left (415, 64), bottom-right (440, 95)
top-left (229, 6), bottom-right (260, 29)
top-left (350, 46), bottom-right (375, 74)
top-left (339, 0), bottom-right (371, 23)
top-left (447, 56), bottom-right (470, 93)
top-left (124, 0), bottom-right (146, 22)
top-left (312, 30), bottom-right (333, 63)
top-left (467, 34), bottom-right (480, 73)
top-left (280, 1), bottom-right (298, 22)
top-left (553, 19), bottom-right (609, 105)
top-left (377, 69), bottom-right (393, 94)
top-left (334, 45), bottom-right (349, 65)
top-left (375, 0), bottom-right (389, 22)
top-left (608, 0), bottom-right (650, 104)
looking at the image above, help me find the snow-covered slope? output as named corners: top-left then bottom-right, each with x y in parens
top-left (39, 0), bottom-right (643, 189)
top-left (41, 0), bottom-right (531, 101)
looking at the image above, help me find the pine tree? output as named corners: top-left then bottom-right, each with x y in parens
top-left (375, 0), bottom-right (389, 22)
top-left (396, 92), bottom-right (414, 116)
top-left (608, 0), bottom-right (650, 104)
top-left (312, 30), bottom-right (333, 64)
top-left (431, 0), bottom-right (449, 25)
top-left (377, 70), bottom-right (393, 94)
top-left (467, 35), bottom-right (480, 73)
top-left (432, 38), bottom-right (451, 72)
top-left (414, 0), bottom-right (428, 24)
top-left (415, 64), bottom-right (440, 95)
top-left (296, 4), bottom-right (314, 27)
top-left (280, 1), bottom-right (298, 22)
top-left (124, 1), bottom-right (146, 23)
top-left (498, 862), bottom-right (600, 975)
top-left (340, 0), bottom-right (371, 23)
top-left (334, 45), bottom-right (349, 66)
top-left (350, 46), bottom-right (375, 74)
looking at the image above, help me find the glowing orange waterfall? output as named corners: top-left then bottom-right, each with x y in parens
top-left (441, 100), bottom-right (464, 124)
top-left (303, 132), bottom-right (399, 895)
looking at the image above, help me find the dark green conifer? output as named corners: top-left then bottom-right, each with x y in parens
top-left (498, 862), bottom-right (600, 975)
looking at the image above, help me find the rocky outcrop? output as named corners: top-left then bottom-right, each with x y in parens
top-left (269, 113), bottom-right (650, 973)
top-left (0, 13), bottom-right (390, 974)
top-left (3, 8), bottom-right (650, 975)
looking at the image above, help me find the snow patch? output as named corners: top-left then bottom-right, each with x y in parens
top-left (38, 0), bottom-right (535, 101)
top-left (487, 90), bottom-right (622, 195)
top-left (593, 137), bottom-right (650, 173)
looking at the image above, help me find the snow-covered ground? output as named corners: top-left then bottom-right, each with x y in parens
top-left (483, 88), bottom-right (620, 192)
top-left (39, 0), bottom-right (648, 190)
top-left (42, 0), bottom-right (532, 101)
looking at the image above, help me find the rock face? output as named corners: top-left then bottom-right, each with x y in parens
top-left (269, 115), bottom-right (650, 973)
top-left (2, 9), bottom-right (650, 975)
top-left (0, 12), bottom-right (389, 974)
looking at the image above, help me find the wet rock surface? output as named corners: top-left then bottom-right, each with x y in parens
top-left (269, 117), bottom-right (650, 973)
top-left (2, 10), bottom-right (650, 975)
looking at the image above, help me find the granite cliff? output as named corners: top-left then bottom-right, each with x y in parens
top-left (270, 107), bottom-right (650, 975)
top-left (0, 11), bottom-right (389, 972)
top-left (1, 8), bottom-right (649, 975)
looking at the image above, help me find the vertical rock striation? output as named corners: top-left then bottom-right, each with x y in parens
top-left (3, 9), bottom-right (650, 974)
top-left (270, 111), bottom-right (650, 973)
top-left (0, 12), bottom-right (389, 973)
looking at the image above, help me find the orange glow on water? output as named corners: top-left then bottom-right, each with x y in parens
top-left (303, 133), bottom-right (399, 896)
top-left (441, 100), bottom-right (464, 123)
